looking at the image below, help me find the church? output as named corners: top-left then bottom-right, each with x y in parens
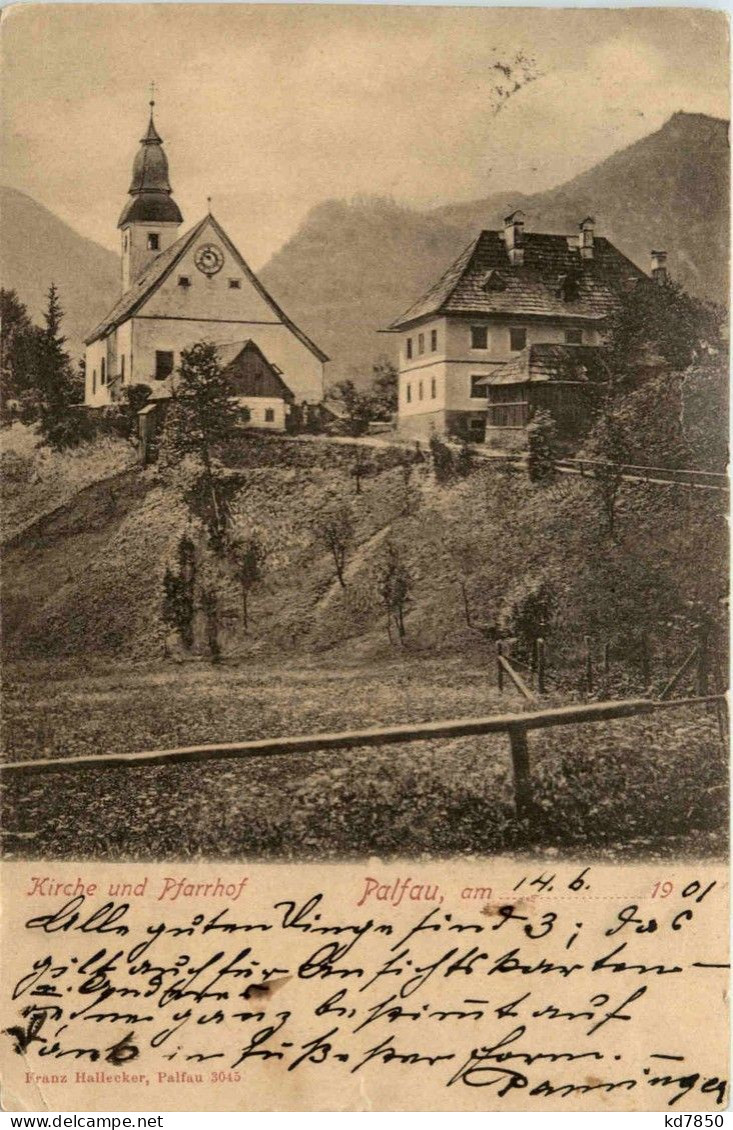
top-left (84, 102), bottom-right (327, 427)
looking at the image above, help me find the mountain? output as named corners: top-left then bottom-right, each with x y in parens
top-left (0, 187), bottom-right (119, 360)
top-left (260, 112), bottom-right (729, 384)
top-left (1, 112), bottom-right (728, 377)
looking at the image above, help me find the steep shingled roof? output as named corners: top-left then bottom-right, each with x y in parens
top-left (84, 214), bottom-right (329, 363)
top-left (475, 343), bottom-right (610, 387)
top-left (387, 230), bottom-right (647, 330)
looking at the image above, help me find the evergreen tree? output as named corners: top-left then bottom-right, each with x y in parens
top-left (164, 341), bottom-right (239, 549)
top-left (35, 284), bottom-right (87, 448)
top-left (0, 289), bottom-right (43, 415)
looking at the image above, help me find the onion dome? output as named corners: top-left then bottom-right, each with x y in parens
top-left (118, 105), bottom-right (183, 228)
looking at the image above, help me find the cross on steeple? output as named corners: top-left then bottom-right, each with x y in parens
top-left (149, 79), bottom-right (157, 109)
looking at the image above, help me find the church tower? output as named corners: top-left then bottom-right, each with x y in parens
top-left (118, 99), bottom-right (183, 292)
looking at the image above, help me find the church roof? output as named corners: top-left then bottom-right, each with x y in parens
top-left (119, 108), bottom-right (183, 228)
top-left (386, 229), bottom-right (647, 330)
top-left (84, 213), bottom-right (329, 363)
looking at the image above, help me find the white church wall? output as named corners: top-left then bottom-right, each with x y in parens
top-left (131, 317), bottom-right (324, 404)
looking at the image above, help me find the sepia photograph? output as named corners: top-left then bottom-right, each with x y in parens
top-left (0, 4), bottom-right (728, 866)
top-left (0, 4), bottom-right (730, 1115)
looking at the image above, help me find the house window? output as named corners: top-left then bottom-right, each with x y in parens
top-left (147, 233), bottom-right (160, 251)
top-left (406, 337), bottom-right (413, 360)
top-left (265, 408), bottom-right (275, 423)
top-left (228, 279), bottom-right (241, 289)
top-left (101, 358), bottom-right (106, 384)
top-left (406, 383), bottom-right (412, 404)
top-left (431, 329), bottom-right (438, 352)
top-left (92, 370), bottom-right (96, 394)
top-left (510, 327), bottom-right (527, 352)
top-left (418, 380), bottom-right (424, 400)
top-left (418, 333), bottom-right (425, 355)
top-left (471, 325), bottom-right (488, 350)
top-left (120, 355), bottom-right (125, 383)
top-left (470, 374), bottom-right (489, 399)
top-left (565, 328), bottom-right (583, 345)
top-left (178, 276), bottom-right (191, 288)
top-left (155, 350), bottom-right (174, 381)
top-left (431, 377), bottom-right (436, 399)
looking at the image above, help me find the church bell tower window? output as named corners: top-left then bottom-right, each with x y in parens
top-left (147, 233), bottom-right (160, 251)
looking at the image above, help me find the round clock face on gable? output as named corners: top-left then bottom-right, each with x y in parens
top-left (194, 243), bottom-right (225, 276)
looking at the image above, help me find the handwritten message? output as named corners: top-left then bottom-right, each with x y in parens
top-left (1, 861), bottom-right (728, 1112)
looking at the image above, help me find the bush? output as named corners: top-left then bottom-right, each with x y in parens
top-left (526, 409), bottom-right (557, 483)
top-left (500, 578), bottom-right (556, 660)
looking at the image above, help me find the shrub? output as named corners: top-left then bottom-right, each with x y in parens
top-left (526, 409), bottom-right (557, 484)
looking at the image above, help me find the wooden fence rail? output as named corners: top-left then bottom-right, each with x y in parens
top-left (1, 695), bottom-right (725, 824)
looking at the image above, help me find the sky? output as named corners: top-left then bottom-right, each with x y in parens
top-left (1, 4), bottom-right (729, 269)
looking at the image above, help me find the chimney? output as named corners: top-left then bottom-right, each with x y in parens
top-left (579, 216), bottom-right (595, 260)
top-left (651, 250), bottom-right (668, 285)
top-left (504, 210), bottom-right (525, 266)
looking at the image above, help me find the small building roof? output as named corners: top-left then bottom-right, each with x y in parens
top-left (84, 213), bottom-right (329, 363)
top-left (475, 343), bottom-right (609, 387)
top-left (386, 229), bottom-right (647, 331)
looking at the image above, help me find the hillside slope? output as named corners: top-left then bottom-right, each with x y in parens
top-left (3, 430), bottom-right (726, 684)
top-left (261, 113), bottom-right (729, 382)
top-left (0, 187), bottom-right (119, 360)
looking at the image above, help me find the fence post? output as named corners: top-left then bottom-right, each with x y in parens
top-left (585, 636), bottom-right (594, 694)
top-left (537, 638), bottom-right (546, 695)
top-left (497, 641), bottom-right (504, 693)
top-left (641, 633), bottom-right (651, 690)
top-left (508, 723), bottom-right (531, 821)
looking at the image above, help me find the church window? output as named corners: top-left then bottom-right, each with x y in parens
top-left (406, 383), bottom-right (412, 404)
top-left (178, 276), bottom-right (191, 287)
top-left (265, 408), bottom-right (275, 422)
top-left (147, 233), bottom-right (160, 251)
top-left (101, 358), bottom-right (106, 384)
top-left (155, 351), bottom-right (174, 381)
top-left (120, 355), bottom-right (125, 382)
top-left (228, 279), bottom-right (241, 289)
top-left (123, 234), bottom-right (128, 252)
top-left (92, 370), bottom-right (96, 394)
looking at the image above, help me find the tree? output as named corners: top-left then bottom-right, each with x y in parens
top-left (588, 412), bottom-right (631, 536)
top-left (429, 433), bottom-right (455, 484)
top-left (368, 358), bottom-right (398, 420)
top-left (325, 379), bottom-right (373, 436)
top-left (164, 341), bottom-right (239, 549)
top-left (230, 534), bottom-right (267, 632)
top-left (161, 534), bottom-right (197, 649)
top-left (351, 446), bottom-right (373, 495)
top-left (378, 541), bottom-right (413, 643)
top-left (605, 278), bottom-right (726, 394)
top-left (313, 501), bottom-right (354, 588)
top-left (34, 284), bottom-right (88, 448)
top-left (199, 584), bottom-right (221, 663)
top-left (526, 409), bottom-right (557, 484)
top-left (0, 289), bottom-right (42, 415)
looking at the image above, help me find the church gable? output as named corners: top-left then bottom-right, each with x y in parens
top-left (142, 216), bottom-right (277, 324)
